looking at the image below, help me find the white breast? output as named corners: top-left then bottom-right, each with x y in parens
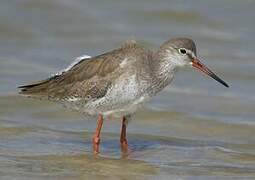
top-left (84, 74), bottom-right (147, 116)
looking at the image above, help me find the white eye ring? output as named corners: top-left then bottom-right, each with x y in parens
top-left (179, 48), bottom-right (187, 54)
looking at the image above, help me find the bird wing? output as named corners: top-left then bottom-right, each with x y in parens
top-left (18, 40), bottom-right (148, 101)
top-left (54, 54), bottom-right (91, 76)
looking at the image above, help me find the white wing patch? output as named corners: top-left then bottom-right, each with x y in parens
top-left (67, 97), bottom-right (81, 102)
top-left (54, 54), bottom-right (91, 76)
top-left (119, 57), bottom-right (129, 68)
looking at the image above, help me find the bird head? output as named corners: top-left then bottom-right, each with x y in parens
top-left (158, 37), bottom-right (229, 87)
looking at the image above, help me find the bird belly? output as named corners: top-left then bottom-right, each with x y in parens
top-left (81, 74), bottom-right (149, 116)
top-left (100, 95), bottom-right (150, 117)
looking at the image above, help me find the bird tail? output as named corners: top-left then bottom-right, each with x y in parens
top-left (18, 78), bottom-right (51, 96)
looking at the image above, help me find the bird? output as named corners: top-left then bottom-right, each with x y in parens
top-left (18, 37), bottom-right (229, 154)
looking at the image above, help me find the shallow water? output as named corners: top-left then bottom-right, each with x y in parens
top-left (1, 0), bottom-right (255, 179)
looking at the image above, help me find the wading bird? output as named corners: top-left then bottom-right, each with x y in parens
top-left (19, 38), bottom-right (229, 154)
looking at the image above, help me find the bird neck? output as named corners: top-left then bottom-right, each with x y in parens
top-left (148, 50), bottom-right (178, 95)
top-left (153, 49), bottom-right (177, 79)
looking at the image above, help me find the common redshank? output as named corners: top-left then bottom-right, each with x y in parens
top-left (18, 38), bottom-right (229, 154)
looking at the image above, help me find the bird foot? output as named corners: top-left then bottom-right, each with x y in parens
top-left (120, 139), bottom-right (128, 154)
top-left (92, 136), bottom-right (101, 154)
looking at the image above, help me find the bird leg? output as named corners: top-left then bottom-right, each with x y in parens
top-left (120, 116), bottom-right (128, 153)
top-left (92, 114), bottom-right (103, 154)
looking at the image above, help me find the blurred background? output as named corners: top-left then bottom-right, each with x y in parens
top-left (0, 0), bottom-right (255, 179)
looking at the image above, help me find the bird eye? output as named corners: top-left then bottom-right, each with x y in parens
top-left (179, 48), bottom-right (187, 54)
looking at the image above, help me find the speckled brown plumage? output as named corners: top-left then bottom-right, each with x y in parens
top-left (19, 40), bottom-right (152, 102)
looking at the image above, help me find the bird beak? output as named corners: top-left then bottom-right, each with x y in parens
top-left (191, 58), bottom-right (229, 88)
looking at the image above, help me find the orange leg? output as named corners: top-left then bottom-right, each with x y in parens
top-left (120, 116), bottom-right (128, 153)
top-left (92, 114), bottom-right (103, 154)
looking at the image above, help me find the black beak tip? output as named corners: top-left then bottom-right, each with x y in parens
top-left (209, 72), bottom-right (229, 88)
top-left (223, 82), bottom-right (229, 88)
top-left (216, 75), bottom-right (229, 88)
top-left (215, 76), bottom-right (229, 88)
